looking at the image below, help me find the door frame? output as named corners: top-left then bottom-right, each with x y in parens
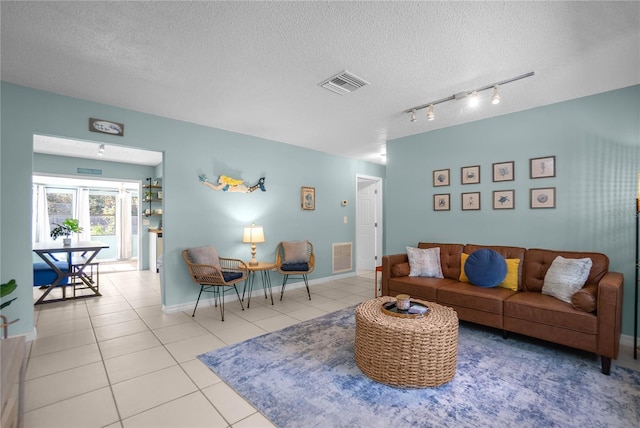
top-left (355, 174), bottom-right (383, 271)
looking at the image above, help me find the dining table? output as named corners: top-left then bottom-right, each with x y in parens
top-left (32, 241), bottom-right (109, 304)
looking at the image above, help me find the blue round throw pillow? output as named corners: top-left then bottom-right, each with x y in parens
top-left (464, 249), bottom-right (507, 288)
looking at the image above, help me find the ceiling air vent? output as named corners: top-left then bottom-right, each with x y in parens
top-left (319, 71), bottom-right (370, 95)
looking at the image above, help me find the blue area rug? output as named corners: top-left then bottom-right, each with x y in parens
top-left (199, 306), bottom-right (640, 427)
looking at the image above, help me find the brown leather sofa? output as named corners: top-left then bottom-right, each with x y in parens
top-left (381, 242), bottom-right (624, 375)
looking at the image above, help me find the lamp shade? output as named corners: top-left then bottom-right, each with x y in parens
top-left (242, 224), bottom-right (265, 243)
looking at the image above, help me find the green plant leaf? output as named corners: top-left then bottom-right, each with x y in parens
top-left (0, 279), bottom-right (17, 298)
top-left (0, 297), bottom-right (17, 310)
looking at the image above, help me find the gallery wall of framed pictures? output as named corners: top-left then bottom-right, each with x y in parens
top-left (431, 155), bottom-right (556, 212)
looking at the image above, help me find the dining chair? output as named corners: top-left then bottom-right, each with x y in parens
top-left (275, 241), bottom-right (314, 301)
top-left (182, 246), bottom-right (248, 321)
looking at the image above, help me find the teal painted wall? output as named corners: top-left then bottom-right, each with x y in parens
top-left (1, 82), bottom-right (385, 337)
top-left (386, 85), bottom-right (640, 336)
top-left (33, 152), bottom-right (157, 266)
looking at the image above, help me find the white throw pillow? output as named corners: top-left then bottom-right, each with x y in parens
top-left (542, 256), bottom-right (593, 303)
top-left (283, 241), bottom-right (309, 263)
top-left (406, 246), bottom-right (444, 278)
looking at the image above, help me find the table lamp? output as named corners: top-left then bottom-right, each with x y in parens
top-left (242, 224), bottom-right (265, 266)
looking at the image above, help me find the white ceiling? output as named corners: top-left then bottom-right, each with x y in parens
top-left (3, 1), bottom-right (639, 165)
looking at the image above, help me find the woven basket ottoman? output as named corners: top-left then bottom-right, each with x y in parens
top-left (354, 296), bottom-right (459, 388)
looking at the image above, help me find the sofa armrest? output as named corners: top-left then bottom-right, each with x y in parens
top-left (596, 271), bottom-right (624, 359)
top-left (382, 254), bottom-right (409, 296)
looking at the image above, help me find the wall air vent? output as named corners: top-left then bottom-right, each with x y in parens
top-left (319, 71), bottom-right (370, 95)
top-left (332, 242), bottom-right (353, 273)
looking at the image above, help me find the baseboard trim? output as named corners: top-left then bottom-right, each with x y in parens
top-left (162, 271), bottom-right (356, 314)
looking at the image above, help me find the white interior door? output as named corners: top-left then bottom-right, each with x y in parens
top-left (356, 175), bottom-right (382, 271)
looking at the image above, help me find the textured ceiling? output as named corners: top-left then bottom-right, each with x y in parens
top-left (2, 1), bottom-right (639, 165)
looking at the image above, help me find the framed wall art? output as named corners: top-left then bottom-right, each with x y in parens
top-left (433, 169), bottom-right (450, 187)
top-left (493, 190), bottom-right (514, 210)
top-left (461, 165), bottom-right (480, 184)
top-left (530, 187), bottom-right (556, 209)
top-left (493, 161), bottom-right (514, 182)
top-left (434, 193), bottom-right (450, 211)
top-left (530, 155), bottom-right (556, 179)
top-left (461, 192), bottom-right (481, 211)
top-left (301, 186), bottom-right (315, 210)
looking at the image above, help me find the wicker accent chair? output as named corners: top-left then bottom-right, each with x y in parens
top-left (182, 246), bottom-right (248, 321)
top-left (275, 241), bottom-right (315, 301)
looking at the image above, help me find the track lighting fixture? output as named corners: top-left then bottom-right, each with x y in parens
top-left (426, 104), bottom-right (435, 121)
top-left (405, 71), bottom-right (534, 123)
top-left (98, 144), bottom-right (105, 155)
top-left (468, 91), bottom-right (479, 107)
top-left (491, 85), bottom-right (501, 105)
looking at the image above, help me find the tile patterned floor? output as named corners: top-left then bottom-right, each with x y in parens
top-left (24, 269), bottom-right (640, 427)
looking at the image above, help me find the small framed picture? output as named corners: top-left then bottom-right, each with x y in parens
top-left (530, 156), bottom-right (556, 179)
top-left (493, 190), bottom-right (514, 210)
top-left (301, 186), bottom-right (315, 210)
top-left (433, 169), bottom-right (450, 187)
top-left (461, 165), bottom-right (480, 185)
top-left (434, 193), bottom-right (450, 211)
top-left (530, 187), bottom-right (556, 209)
top-left (461, 192), bottom-right (481, 210)
top-left (157, 191), bottom-right (163, 200)
top-left (493, 161), bottom-right (514, 182)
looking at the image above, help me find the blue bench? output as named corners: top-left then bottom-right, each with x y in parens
top-left (33, 261), bottom-right (69, 287)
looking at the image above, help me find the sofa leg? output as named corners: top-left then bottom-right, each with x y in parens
top-left (601, 356), bottom-right (611, 375)
top-left (502, 330), bottom-right (509, 339)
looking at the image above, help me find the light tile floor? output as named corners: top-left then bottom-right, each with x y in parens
top-left (26, 269), bottom-right (376, 427)
top-left (25, 270), bottom-right (640, 427)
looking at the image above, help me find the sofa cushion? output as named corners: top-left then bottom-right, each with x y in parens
top-left (406, 246), bottom-right (443, 278)
top-left (417, 243), bottom-right (464, 280)
top-left (460, 253), bottom-right (520, 291)
top-left (571, 283), bottom-right (597, 313)
top-left (541, 256), bottom-right (593, 304)
top-left (388, 277), bottom-right (458, 302)
top-left (464, 249), bottom-right (507, 288)
top-left (391, 262), bottom-right (410, 277)
top-left (522, 249), bottom-right (608, 292)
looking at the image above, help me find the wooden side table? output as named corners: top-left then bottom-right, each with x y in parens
top-left (374, 265), bottom-right (382, 297)
top-left (243, 262), bottom-right (276, 308)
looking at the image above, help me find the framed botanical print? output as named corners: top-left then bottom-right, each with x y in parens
top-left (493, 161), bottom-right (514, 182)
top-left (434, 193), bottom-right (450, 211)
top-left (461, 192), bottom-right (480, 210)
top-left (530, 187), bottom-right (556, 209)
top-left (461, 165), bottom-right (480, 184)
top-left (493, 190), bottom-right (514, 209)
top-left (530, 156), bottom-right (556, 179)
top-left (301, 186), bottom-right (315, 210)
top-left (433, 169), bottom-right (450, 187)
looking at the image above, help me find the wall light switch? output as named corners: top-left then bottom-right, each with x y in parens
top-left (143, 219), bottom-right (150, 226)
top-left (343, 216), bottom-right (348, 224)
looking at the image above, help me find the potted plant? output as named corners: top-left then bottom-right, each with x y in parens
top-left (50, 218), bottom-right (83, 246)
top-left (1, 279), bottom-right (19, 338)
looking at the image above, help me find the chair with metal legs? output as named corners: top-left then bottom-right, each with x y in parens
top-left (182, 246), bottom-right (248, 321)
top-left (275, 241), bottom-right (315, 301)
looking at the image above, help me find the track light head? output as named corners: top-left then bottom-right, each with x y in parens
top-left (469, 91), bottom-right (479, 107)
top-left (491, 85), bottom-right (501, 105)
top-left (426, 104), bottom-right (435, 121)
top-left (410, 109), bottom-right (417, 122)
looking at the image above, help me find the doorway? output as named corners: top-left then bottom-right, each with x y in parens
top-left (356, 175), bottom-right (383, 271)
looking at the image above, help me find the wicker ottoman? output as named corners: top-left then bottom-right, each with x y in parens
top-left (354, 296), bottom-right (459, 388)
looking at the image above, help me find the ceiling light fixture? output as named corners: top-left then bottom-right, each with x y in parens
top-left (426, 104), bottom-right (435, 121)
top-left (98, 144), bottom-right (105, 155)
top-left (491, 85), bottom-right (501, 105)
top-left (405, 71), bottom-right (534, 122)
top-left (469, 91), bottom-right (479, 107)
